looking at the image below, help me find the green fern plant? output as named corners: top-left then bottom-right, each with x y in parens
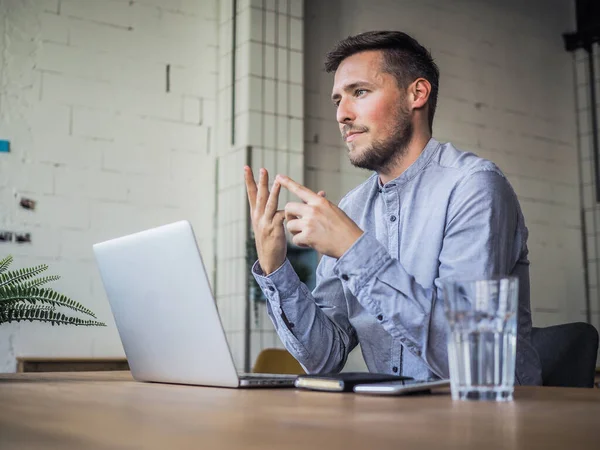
top-left (0, 255), bottom-right (105, 327)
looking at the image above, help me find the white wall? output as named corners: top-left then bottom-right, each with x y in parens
top-left (304, 0), bottom-right (585, 368)
top-left (575, 44), bottom-right (600, 354)
top-left (0, 0), bottom-right (218, 371)
top-left (215, 0), bottom-right (305, 371)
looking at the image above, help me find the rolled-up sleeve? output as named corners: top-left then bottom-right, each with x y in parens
top-left (253, 257), bottom-right (358, 373)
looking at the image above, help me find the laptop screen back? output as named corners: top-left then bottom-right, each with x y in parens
top-left (93, 220), bottom-right (239, 387)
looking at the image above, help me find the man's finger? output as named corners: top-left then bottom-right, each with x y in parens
top-left (273, 210), bottom-right (286, 226)
top-left (292, 232), bottom-right (310, 248)
top-left (317, 191), bottom-right (326, 198)
top-left (276, 175), bottom-right (321, 204)
top-left (285, 210), bottom-right (297, 223)
top-left (285, 202), bottom-right (311, 219)
top-left (255, 168), bottom-right (269, 215)
top-left (244, 166), bottom-right (257, 211)
top-left (286, 218), bottom-right (305, 234)
top-left (264, 181), bottom-right (281, 219)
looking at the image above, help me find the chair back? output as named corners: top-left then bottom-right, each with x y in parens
top-left (531, 322), bottom-right (599, 388)
top-left (252, 348), bottom-right (305, 375)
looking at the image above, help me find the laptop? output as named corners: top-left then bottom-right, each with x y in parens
top-left (93, 220), bottom-right (297, 388)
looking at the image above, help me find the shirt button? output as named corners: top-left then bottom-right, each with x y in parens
top-left (268, 286), bottom-right (275, 292)
top-left (390, 215), bottom-right (397, 222)
top-left (289, 322), bottom-right (295, 329)
top-left (377, 314), bottom-right (383, 321)
top-left (341, 274), bottom-right (349, 281)
top-left (392, 366), bottom-right (398, 373)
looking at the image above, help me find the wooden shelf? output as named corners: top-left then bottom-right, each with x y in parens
top-left (16, 357), bottom-right (129, 373)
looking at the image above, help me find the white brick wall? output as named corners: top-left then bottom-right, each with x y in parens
top-left (0, 0), bottom-right (218, 372)
top-left (215, 0), bottom-right (305, 371)
top-left (304, 0), bottom-right (585, 369)
top-left (575, 44), bottom-right (600, 361)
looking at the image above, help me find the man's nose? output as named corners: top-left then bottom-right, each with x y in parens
top-left (336, 97), bottom-right (355, 124)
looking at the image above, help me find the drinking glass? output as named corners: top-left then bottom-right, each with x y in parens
top-left (442, 276), bottom-right (518, 401)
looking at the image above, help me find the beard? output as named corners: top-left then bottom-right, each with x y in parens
top-left (346, 105), bottom-right (413, 173)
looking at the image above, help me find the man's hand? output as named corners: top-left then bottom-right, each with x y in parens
top-left (276, 175), bottom-right (364, 259)
top-left (244, 167), bottom-right (286, 275)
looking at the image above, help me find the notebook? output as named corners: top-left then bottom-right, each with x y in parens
top-left (294, 372), bottom-right (412, 392)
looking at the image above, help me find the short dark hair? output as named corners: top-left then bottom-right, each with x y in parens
top-left (325, 31), bottom-right (439, 132)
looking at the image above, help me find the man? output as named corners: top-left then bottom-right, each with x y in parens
top-left (243, 31), bottom-right (542, 385)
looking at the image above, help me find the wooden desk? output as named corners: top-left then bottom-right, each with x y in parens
top-left (0, 372), bottom-right (599, 449)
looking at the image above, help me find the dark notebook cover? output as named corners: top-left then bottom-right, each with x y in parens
top-left (294, 372), bottom-right (413, 392)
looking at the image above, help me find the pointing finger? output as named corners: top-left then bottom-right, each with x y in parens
top-left (276, 175), bottom-right (321, 204)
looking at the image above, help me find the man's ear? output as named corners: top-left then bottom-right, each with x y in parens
top-left (408, 78), bottom-right (431, 110)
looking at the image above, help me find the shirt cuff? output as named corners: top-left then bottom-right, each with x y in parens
top-left (332, 232), bottom-right (390, 292)
top-left (252, 259), bottom-right (301, 301)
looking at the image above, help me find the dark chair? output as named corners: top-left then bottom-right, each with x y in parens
top-left (531, 322), bottom-right (599, 388)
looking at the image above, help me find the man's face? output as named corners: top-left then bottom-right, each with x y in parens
top-left (331, 50), bottom-right (413, 172)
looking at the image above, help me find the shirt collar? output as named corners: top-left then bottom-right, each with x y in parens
top-left (377, 137), bottom-right (441, 190)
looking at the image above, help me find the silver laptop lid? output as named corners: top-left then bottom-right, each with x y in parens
top-left (93, 220), bottom-right (239, 388)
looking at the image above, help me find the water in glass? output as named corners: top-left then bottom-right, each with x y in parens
top-left (443, 277), bottom-right (518, 401)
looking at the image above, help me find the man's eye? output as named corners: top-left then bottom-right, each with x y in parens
top-left (355, 89), bottom-right (367, 96)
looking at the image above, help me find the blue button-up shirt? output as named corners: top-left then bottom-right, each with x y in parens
top-left (253, 138), bottom-right (542, 385)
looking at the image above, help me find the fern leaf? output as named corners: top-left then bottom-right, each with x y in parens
top-left (2, 301), bottom-right (54, 314)
top-left (22, 275), bottom-right (61, 288)
top-left (0, 285), bottom-right (98, 318)
top-left (0, 264), bottom-right (49, 288)
top-left (0, 255), bottom-right (13, 274)
top-left (0, 307), bottom-right (106, 326)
